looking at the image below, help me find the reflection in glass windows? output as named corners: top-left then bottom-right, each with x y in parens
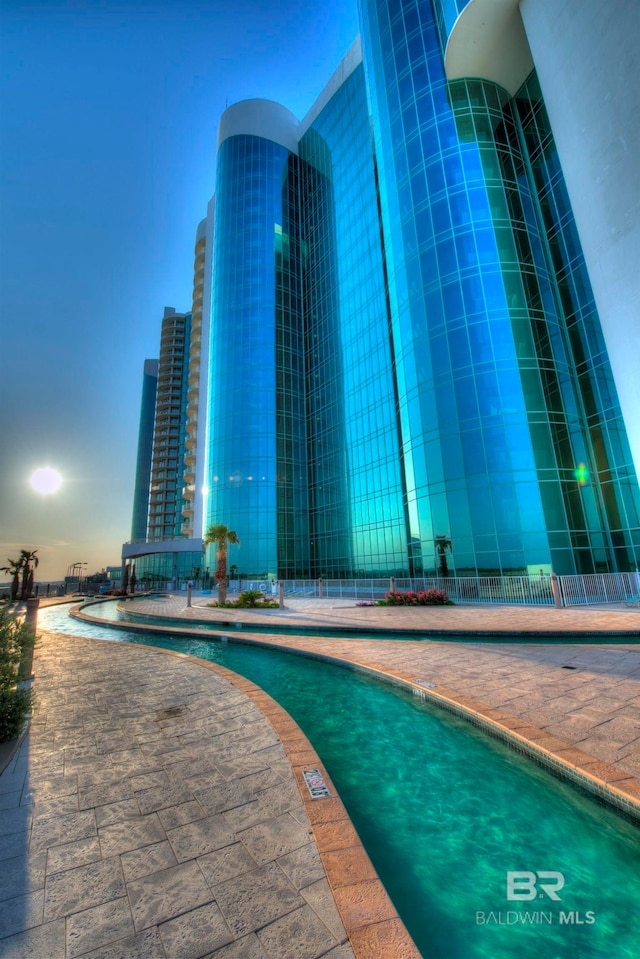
top-left (359, 0), bottom-right (640, 574)
top-left (201, 12), bottom-right (640, 578)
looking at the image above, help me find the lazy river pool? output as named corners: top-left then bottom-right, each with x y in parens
top-left (103, 597), bottom-right (640, 644)
top-left (40, 603), bottom-right (640, 958)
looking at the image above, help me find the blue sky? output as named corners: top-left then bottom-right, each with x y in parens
top-left (0, 0), bottom-right (359, 581)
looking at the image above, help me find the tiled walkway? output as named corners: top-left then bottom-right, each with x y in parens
top-left (0, 628), bottom-right (417, 959)
top-left (113, 596), bottom-right (640, 801)
top-left (2, 595), bottom-right (640, 958)
top-left (124, 592), bottom-right (640, 634)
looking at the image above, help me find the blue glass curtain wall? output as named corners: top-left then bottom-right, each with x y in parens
top-left (512, 74), bottom-right (640, 572)
top-left (300, 64), bottom-right (410, 577)
top-left (431, 0), bottom-right (470, 51)
top-left (207, 135), bottom-right (309, 578)
top-left (299, 148), bottom-right (352, 577)
top-left (201, 2), bottom-right (640, 578)
top-left (131, 366), bottom-right (158, 541)
top-left (276, 157), bottom-right (311, 577)
top-left (358, 0), bottom-right (640, 573)
top-left (130, 551), bottom-right (206, 587)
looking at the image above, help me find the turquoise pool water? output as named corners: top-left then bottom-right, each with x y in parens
top-left (41, 605), bottom-right (640, 958)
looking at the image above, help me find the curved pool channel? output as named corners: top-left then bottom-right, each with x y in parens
top-left (40, 604), bottom-right (640, 959)
top-left (113, 600), bottom-right (640, 644)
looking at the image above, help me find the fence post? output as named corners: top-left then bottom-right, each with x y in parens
top-left (389, 576), bottom-right (395, 594)
top-left (187, 583), bottom-right (192, 608)
top-left (550, 572), bottom-right (563, 608)
top-left (278, 581), bottom-right (284, 609)
top-left (318, 577), bottom-right (323, 598)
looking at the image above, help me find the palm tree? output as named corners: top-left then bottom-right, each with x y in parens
top-left (1, 558), bottom-right (22, 601)
top-left (18, 550), bottom-right (39, 600)
top-left (434, 535), bottom-right (452, 578)
top-left (204, 524), bottom-right (240, 604)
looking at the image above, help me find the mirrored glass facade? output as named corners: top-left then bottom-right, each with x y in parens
top-left (299, 64), bottom-right (409, 577)
top-left (130, 359), bottom-right (158, 541)
top-left (206, 134), bottom-right (309, 578)
top-left (131, 550), bottom-right (205, 588)
top-left (199, 5), bottom-right (640, 578)
top-left (358, 0), bottom-right (640, 574)
top-left (432, 0), bottom-right (469, 45)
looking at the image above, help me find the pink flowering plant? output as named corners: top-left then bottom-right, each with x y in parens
top-left (376, 589), bottom-right (451, 606)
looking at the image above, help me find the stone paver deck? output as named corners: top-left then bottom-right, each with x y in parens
top-left (0, 628), bottom-right (418, 959)
top-left (123, 593), bottom-right (640, 634)
top-left (110, 596), bottom-right (640, 808)
top-left (3, 595), bottom-right (640, 958)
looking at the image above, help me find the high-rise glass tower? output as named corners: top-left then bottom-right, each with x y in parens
top-left (356, 0), bottom-right (639, 575)
top-left (133, 2), bottom-right (640, 581)
top-left (124, 307), bottom-right (204, 588)
top-left (298, 44), bottom-right (409, 578)
top-left (205, 101), bottom-right (309, 579)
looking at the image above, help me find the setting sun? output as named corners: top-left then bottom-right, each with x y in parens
top-left (29, 467), bottom-right (62, 495)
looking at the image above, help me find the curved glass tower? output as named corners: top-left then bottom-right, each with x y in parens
top-left (358, 0), bottom-right (640, 574)
top-left (198, 9), bottom-right (640, 579)
top-left (206, 101), bottom-right (309, 578)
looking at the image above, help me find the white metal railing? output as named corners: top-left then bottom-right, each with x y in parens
top-left (277, 576), bottom-right (555, 605)
top-left (275, 573), bottom-right (639, 606)
top-left (129, 572), bottom-right (639, 607)
top-left (397, 576), bottom-right (555, 606)
top-left (559, 572), bottom-right (640, 606)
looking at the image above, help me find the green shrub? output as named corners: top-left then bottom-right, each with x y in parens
top-left (0, 609), bottom-right (36, 742)
top-left (236, 590), bottom-right (270, 608)
top-left (0, 687), bottom-right (32, 742)
top-left (207, 589), bottom-right (279, 610)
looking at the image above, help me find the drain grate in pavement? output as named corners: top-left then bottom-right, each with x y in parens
top-left (561, 665), bottom-right (577, 670)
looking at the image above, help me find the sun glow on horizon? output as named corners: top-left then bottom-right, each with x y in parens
top-left (29, 467), bottom-right (62, 495)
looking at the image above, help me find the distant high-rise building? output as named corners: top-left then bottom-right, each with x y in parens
top-left (130, 358), bottom-right (158, 541)
top-left (147, 308), bottom-right (191, 541)
top-left (181, 213), bottom-right (212, 540)
top-left (128, 0), bottom-right (640, 583)
top-left (124, 308), bottom-right (204, 587)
